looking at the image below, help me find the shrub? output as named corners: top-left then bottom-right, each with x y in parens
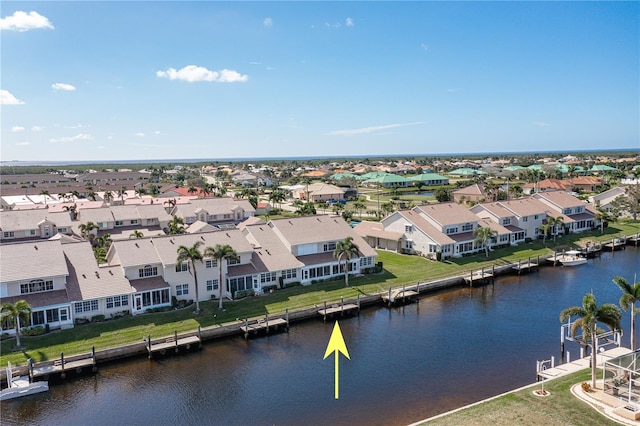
top-left (22, 326), bottom-right (45, 336)
top-left (75, 317), bottom-right (90, 325)
top-left (581, 382), bottom-right (592, 392)
top-left (91, 314), bottom-right (105, 322)
top-left (284, 281), bottom-right (301, 289)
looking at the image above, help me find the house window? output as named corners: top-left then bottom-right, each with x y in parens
top-left (445, 227), bottom-right (458, 234)
top-left (59, 308), bottom-right (68, 321)
top-left (106, 295), bottom-right (128, 309)
top-left (131, 219), bottom-right (139, 225)
top-left (27, 229), bottom-right (37, 236)
top-left (75, 300), bottom-right (99, 313)
top-left (563, 208), bottom-right (572, 215)
top-left (205, 259), bottom-right (217, 268)
top-left (228, 257), bottom-right (240, 265)
top-left (534, 215), bottom-right (539, 220)
top-left (206, 279), bottom-right (219, 291)
top-left (575, 206), bottom-right (583, 213)
top-left (20, 279), bottom-right (54, 294)
top-left (139, 265), bottom-right (158, 278)
top-left (224, 214), bottom-right (231, 219)
top-left (323, 242), bottom-right (337, 252)
top-left (175, 262), bottom-right (188, 272)
top-left (405, 240), bottom-right (413, 249)
top-left (175, 284), bottom-right (189, 296)
top-left (462, 223), bottom-right (473, 232)
top-left (3, 231), bottom-right (15, 238)
top-left (282, 268), bottom-right (297, 279)
top-left (260, 272), bottom-right (277, 283)
top-left (522, 216), bottom-right (528, 222)
top-left (115, 220), bottom-right (124, 226)
top-left (405, 224), bottom-right (413, 233)
top-left (360, 257), bottom-right (373, 267)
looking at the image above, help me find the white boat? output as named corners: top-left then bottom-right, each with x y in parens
top-left (557, 250), bottom-right (587, 266)
top-left (0, 362), bottom-right (49, 401)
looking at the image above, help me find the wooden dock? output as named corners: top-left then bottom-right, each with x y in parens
top-left (626, 234), bottom-right (640, 247)
top-left (146, 329), bottom-right (201, 358)
top-left (464, 268), bottom-right (494, 286)
top-left (381, 288), bottom-right (419, 306)
top-left (30, 348), bottom-right (97, 381)
top-left (318, 298), bottom-right (360, 321)
top-left (240, 316), bottom-right (289, 339)
top-left (604, 237), bottom-right (627, 251)
top-left (512, 258), bottom-right (539, 274)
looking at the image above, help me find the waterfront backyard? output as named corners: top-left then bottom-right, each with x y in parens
top-left (1, 221), bottom-right (638, 367)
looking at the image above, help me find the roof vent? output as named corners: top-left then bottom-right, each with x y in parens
top-left (34, 245), bottom-right (38, 250)
top-left (226, 233), bottom-right (230, 238)
top-left (265, 249), bottom-right (271, 255)
top-left (170, 239), bottom-right (174, 244)
top-left (109, 270), bottom-right (113, 275)
top-left (200, 236), bottom-right (205, 240)
top-left (95, 271), bottom-right (100, 278)
top-left (82, 274), bottom-right (86, 279)
top-left (135, 243), bottom-right (139, 248)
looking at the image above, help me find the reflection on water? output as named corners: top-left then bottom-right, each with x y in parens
top-left (2, 249), bottom-right (638, 426)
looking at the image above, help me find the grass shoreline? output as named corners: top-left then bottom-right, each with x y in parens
top-left (1, 221), bottom-right (638, 368)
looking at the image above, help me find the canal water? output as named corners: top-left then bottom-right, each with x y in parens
top-left (2, 248), bottom-right (638, 426)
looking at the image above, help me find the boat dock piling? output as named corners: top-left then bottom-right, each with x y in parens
top-left (464, 267), bottom-right (495, 286)
top-left (146, 328), bottom-right (202, 359)
top-left (318, 297), bottom-right (360, 321)
top-left (381, 284), bottom-right (419, 307)
top-left (240, 311), bottom-right (289, 339)
top-left (512, 257), bottom-right (539, 275)
top-left (604, 236), bottom-right (627, 251)
top-left (29, 347), bottom-right (97, 382)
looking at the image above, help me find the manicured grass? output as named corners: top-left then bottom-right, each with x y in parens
top-left (422, 369), bottom-right (618, 425)
top-left (1, 222), bottom-right (637, 367)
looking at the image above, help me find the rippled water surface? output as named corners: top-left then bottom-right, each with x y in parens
top-left (2, 248), bottom-right (638, 426)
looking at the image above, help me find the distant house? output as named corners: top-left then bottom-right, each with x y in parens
top-left (171, 197), bottom-right (255, 226)
top-left (533, 191), bottom-right (595, 233)
top-left (408, 173), bottom-right (449, 186)
top-left (0, 210), bottom-right (73, 242)
top-left (589, 186), bottom-right (626, 213)
top-left (293, 183), bottom-right (346, 202)
top-left (453, 183), bottom-right (487, 204)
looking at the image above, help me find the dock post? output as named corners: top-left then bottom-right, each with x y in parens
top-left (388, 287), bottom-right (392, 306)
top-left (536, 255), bottom-right (540, 271)
top-left (481, 267), bottom-right (484, 283)
top-left (469, 270), bottom-right (473, 287)
top-left (265, 312), bottom-right (270, 334)
top-left (357, 294), bottom-right (360, 316)
top-left (198, 326), bottom-right (202, 348)
top-left (28, 358), bottom-right (33, 383)
top-left (245, 317), bottom-right (249, 339)
top-left (92, 346), bottom-right (97, 372)
top-left (147, 335), bottom-right (151, 359)
top-left (323, 301), bottom-right (327, 322)
top-left (341, 296), bottom-right (344, 317)
top-left (60, 352), bottom-right (66, 379)
top-left (285, 308), bottom-right (290, 331)
top-left (492, 265), bottom-right (495, 281)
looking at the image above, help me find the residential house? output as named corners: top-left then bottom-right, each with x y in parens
top-left (532, 191), bottom-right (595, 233)
top-left (170, 198), bottom-right (255, 226)
top-left (453, 183), bottom-right (487, 204)
top-left (353, 221), bottom-right (403, 252)
top-left (472, 198), bottom-right (547, 241)
top-left (469, 202), bottom-right (528, 245)
top-left (0, 209), bottom-right (73, 242)
top-left (589, 187), bottom-right (627, 213)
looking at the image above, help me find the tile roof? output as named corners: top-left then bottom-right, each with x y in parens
top-left (63, 242), bottom-right (132, 301)
top-left (0, 209), bottom-right (73, 232)
top-left (496, 198), bottom-right (548, 217)
top-left (242, 224), bottom-right (304, 271)
top-left (533, 191), bottom-right (585, 209)
top-left (353, 221), bottom-right (403, 241)
top-left (1, 289), bottom-right (69, 309)
top-left (414, 203), bottom-right (479, 227)
top-left (0, 240), bottom-right (69, 282)
top-left (396, 210), bottom-right (455, 245)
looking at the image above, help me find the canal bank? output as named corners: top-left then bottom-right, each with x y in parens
top-left (1, 248), bottom-right (638, 426)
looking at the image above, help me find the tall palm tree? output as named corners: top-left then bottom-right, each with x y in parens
top-left (539, 223), bottom-right (551, 246)
top-left (334, 236), bottom-right (360, 287)
top-left (176, 241), bottom-right (205, 314)
top-left (547, 216), bottom-right (565, 242)
top-left (594, 204), bottom-right (613, 234)
top-left (560, 293), bottom-right (621, 388)
top-left (1, 300), bottom-right (32, 349)
top-left (353, 198), bottom-right (367, 219)
top-left (269, 188), bottom-right (287, 212)
top-left (205, 244), bottom-right (239, 310)
top-left (63, 203), bottom-right (78, 220)
top-left (167, 215), bottom-right (185, 235)
top-left (103, 190), bottom-right (114, 205)
top-left (39, 189), bottom-right (50, 206)
top-left (473, 226), bottom-right (497, 257)
top-left (613, 275), bottom-right (640, 351)
top-left (129, 230), bottom-right (144, 239)
top-left (79, 221), bottom-right (97, 239)
top-left (117, 186), bottom-right (127, 203)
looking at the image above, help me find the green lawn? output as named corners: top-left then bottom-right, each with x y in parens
top-left (1, 221), bottom-right (637, 367)
top-left (422, 370), bottom-right (619, 425)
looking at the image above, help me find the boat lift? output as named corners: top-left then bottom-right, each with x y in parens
top-left (560, 318), bottom-right (622, 357)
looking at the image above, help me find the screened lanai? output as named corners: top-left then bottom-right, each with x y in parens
top-left (602, 349), bottom-right (640, 421)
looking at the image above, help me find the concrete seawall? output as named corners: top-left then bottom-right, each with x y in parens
top-left (0, 261), bottom-right (537, 384)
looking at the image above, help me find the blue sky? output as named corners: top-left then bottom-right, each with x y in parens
top-left (1, 1), bottom-right (638, 162)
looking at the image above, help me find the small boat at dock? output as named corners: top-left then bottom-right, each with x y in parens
top-left (555, 250), bottom-right (587, 266)
top-left (0, 362), bottom-right (49, 401)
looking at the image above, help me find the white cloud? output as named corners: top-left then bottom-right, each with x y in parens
top-left (534, 122), bottom-right (550, 127)
top-left (156, 65), bottom-right (248, 83)
top-left (1, 89), bottom-right (25, 105)
top-left (135, 132), bottom-right (145, 137)
top-left (154, 130), bottom-right (161, 135)
top-left (32, 125), bottom-right (43, 132)
top-left (345, 17), bottom-right (354, 27)
top-left (421, 43), bottom-right (429, 52)
top-left (52, 82), bottom-right (76, 91)
top-left (327, 121), bottom-right (424, 136)
top-left (249, 61), bottom-right (262, 65)
top-left (49, 133), bottom-right (93, 143)
top-left (15, 141), bottom-right (30, 146)
top-left (0, 11), bottom-right (54, 32)
top-left (11, 126), bottom-right (25, 132)
top-left (263, 17), bottom-right (273, 28)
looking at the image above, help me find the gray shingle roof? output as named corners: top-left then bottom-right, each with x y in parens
top-left (0, 240), bottom-right (69, 283)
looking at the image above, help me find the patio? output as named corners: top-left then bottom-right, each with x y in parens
top-left (601, 349), bottom-right (640, 421)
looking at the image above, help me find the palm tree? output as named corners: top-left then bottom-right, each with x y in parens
top-left (135, 187), bottom-right (147, 198)
top-left (79, 221), bottom-right (97, 239)
top-left (93, 247), bottom-right (107, 263)
top-left (39, 189), bottom-right (50, 205)
top-left (167, 215), bottom-right (185, 235)
top-left (613, 275), bottom-right (640, 351)
top-left (129, 230), bottom-right (144, 239)
top-left (316, 201), bottom-right (328, 214)
top-left (333, 237), bottom-right (360, 287)
top-left (539, 223), bottom-right (551, 246)
top-left (353, 198), bottom-right (367, 219)
top-left (1, 300), bottom-right (32, 349)
top-left (63, 203), bottom-right (78, 220)
top-left (560, 293), bottom-right (621, 388)
top-left (473, 226), bottom-right (497, 257)
top-left (187, 185), bottom-right (199, 197)
top-left (103, 190), bottom-right (114, 205)
top-left (547, 216), bottom-right (565, 242)
top-left (204, 244), bottom-right (239, 310)
top-left (176, 241), bottom-right (206, 313)
top-left (594, 204), bottom-right (613, 233)
top-left (117, 186), bottom-right (127, 203)
top-left (95, 232), bottom-right (112, 249)
top-left (269, 188), bottom-right (287, 212)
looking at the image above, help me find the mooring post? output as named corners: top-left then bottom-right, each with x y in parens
top-left (198, 325), bottom-right (202, 348)
top-left (244, 317), bottom-right (249, 339)
top-left (28, 358), bottom-right (34, 383)
top-left (265, 311), bottom-right (269, 334)
top-left (285, 308), bottom-right (290, 331)
top-left (60, 352), bottom-right (66, 378)
top-left (147, 334), bottom-right (151, 359)
top-left (174, 330), bottom-right (179, 352)
top-left (357, 294), bottom-right (360, 315)
top-left (323, 301), bottom-right (327, 322)
top-left (388, 286), bottom-right (392, 305)
top-left (469, 270), bottom-right (473, 287)
top-left (341, 296), bottom-right (344, 316)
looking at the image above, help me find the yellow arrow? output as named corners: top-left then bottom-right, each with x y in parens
top-left (323, 321), bottom-right (350, 399)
